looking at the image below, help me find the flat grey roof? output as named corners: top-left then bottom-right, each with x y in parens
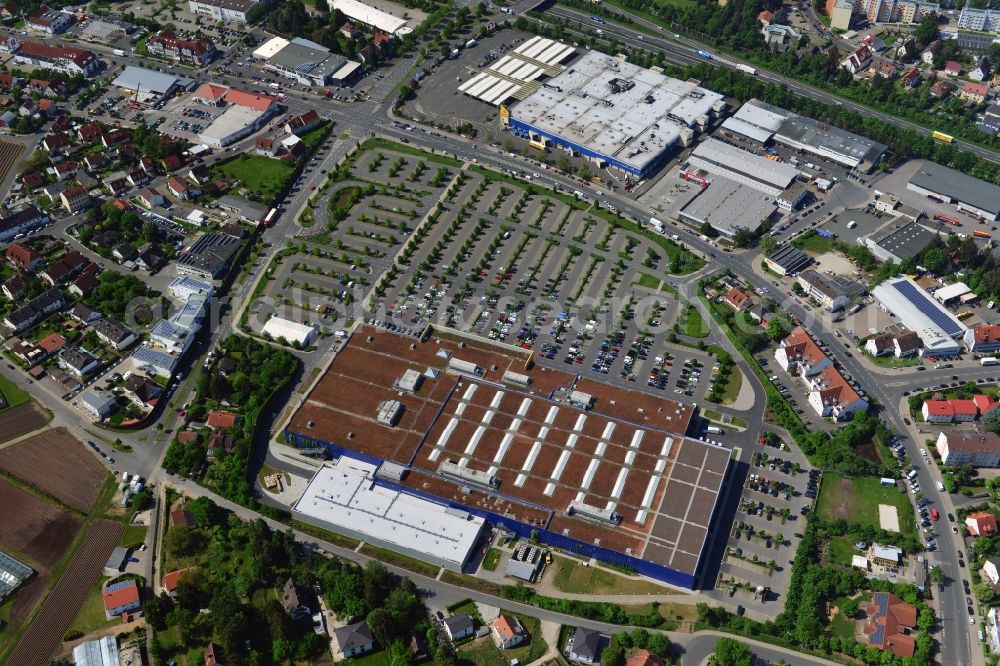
top-left (678, 175), bottom-right (776, 235)
top-left (691, 138), bottom-right (799, 192)
top-left (268, 38), bottom-right (348, 79)
top-left (740, 99), bottom-right (886, 168)
top-left (112, 66), bottom-right (187, 95)
top-left (191, 0), bottom-right (259, 9)
top-left (868, 217), bottom-right (938, 261)
top-left (511, 50), bottom-right (722, 172)
top-left (767, 244), bottom-right (812, 272)
top-left (908, 161), bottom-right (1000, 218)
top-left (177, 232), bottom-right (241, 277)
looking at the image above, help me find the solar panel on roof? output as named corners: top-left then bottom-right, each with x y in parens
top-left (892, 280), bottom-right (963, 337)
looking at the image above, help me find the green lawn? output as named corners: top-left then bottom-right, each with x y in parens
top-left (502, 611), bottom-right (548, 665)
top-left (358, 543), bottom-right (441, 578)
top-left (825, 535), bottom-right (857, 567)
top-left (300, 122), bottom-right (332, 153)
top-left (863, 350), bottom-right (921, 368)
top-left (119, 525), bottom-right (148, 548)
top-left (446, 599), bottom-right (483, 622)
top-left (829, 595), bottom-right (859, 640)
top-left (684, 306), bottom-right (708, 338)
top-left (0, 374), bottom-right (31, 409)
top-left (719, 367), bottom-right (744, 405)
top-left (214, 154), bottom-right (295, 205)
top-left (482, 548), bottom-right (501, 571)
top-left (457, 636), bottom-right (508, 666)
top-left (67, 576), bottom-right (118, 636)
top-left (552, 556), bottom-right (680, 595)
top-left (816, 473), bottom-right (915, 535)
top-left (634, 273), bottom-right (662, 290)
top-left (342, 650), bottom-right (392, 666)
top-left (791, 232), bottom-right (835, 254)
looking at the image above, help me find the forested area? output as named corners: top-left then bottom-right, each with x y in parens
top-left (145, 496), bottom-right (431, 665)
top-left (162, 335), bottom-right (299, 509)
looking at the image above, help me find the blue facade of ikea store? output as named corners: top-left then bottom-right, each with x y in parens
top-left (285, 429), bottom-right (716, 589)
top-left (508, 117), bottom-right (676, 180)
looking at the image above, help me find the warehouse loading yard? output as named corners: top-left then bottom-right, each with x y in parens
top-left (285, 326), bottom-right (732, 589)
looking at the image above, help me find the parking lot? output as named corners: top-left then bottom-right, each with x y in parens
top-left (715, 435), bottom-right (815, 614)
top-left (247, 145), bottom-right (458, 341)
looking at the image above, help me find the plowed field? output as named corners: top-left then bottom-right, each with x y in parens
top-left (0, 428), bottom-right (107, 511)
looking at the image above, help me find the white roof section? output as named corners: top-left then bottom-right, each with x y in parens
top-left (872, 276), bottom-right (968, 352)
top-left (74, 637), bottom-right (120, 666)
top-left (872, 544), bottom-right (902, 561)
top-left (254, 36), bottom-right (289, 59)
top-left (332, 61), bottom-right (362, 81)
top-left (294, 457), bottom-right (485, 567)
top-left (510, 50), bottom-right (723, 173)
top-left (328, 0), bottom-right (412, 35)
top-left (934, 282), bottom-right (972, 303)
top-left (689, 138), bottom-right (799, 195)
top-left (262, 315), bottom-right (317, 345)
top-left (851, 555), bottom-right (869, 569)
top-left (720, 116), bottom-right (774, 144)
top-left (732, 100), bottom-right (789, 132)
top-left (459, 39), bottom-right (577, 107)
top-left (198, 105), bottom-right (266, 144)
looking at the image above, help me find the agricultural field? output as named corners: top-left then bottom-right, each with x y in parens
top-left (0, 402), bottom-right (50, 445)
top-left (0, 140), bottom-right (25, 186)
top-left (4, 520), bottom-right (123, 666)
top-left (0, 478), bottom-right (81, 568)
top-left (0, 428), bottom-right (108, 511)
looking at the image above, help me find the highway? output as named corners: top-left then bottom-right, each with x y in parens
top-left (545, 4), bottom-right (1000, 166)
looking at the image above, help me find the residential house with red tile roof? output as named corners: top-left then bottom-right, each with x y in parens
top-left (207, 410), bottom-right (242, 429)
top-left (491, 615), bottom-right (526, 649)
top-left (864, 592), bottom-right (917, 657)
top-left (966, 324), bottom-right (1000, 353)
top-left (775, 326), bottom-right (831, 377)
top-left (724, 287), bottom-right (752, 312)
top-left (102, 579), bottom-right (141, 619)
top-left (626, 650), bottom-right (663, 666)
top-left (163, 567), bottom-right (192, 594)
top-left (806, 364), bottom-right (868, 421)
top-left (966, 512), bottom-right (998, 537)
top-left (5, 242), bottom-right (42, 271)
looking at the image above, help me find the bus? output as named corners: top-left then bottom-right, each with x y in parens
top-left (958, 310), bottom-right (974, 320)
top-left (262, 208), bottom-right (278, 228)
top-left (974, 229), bottom-right (990, 238)
top-left (932, 131), bottom-right (953, 143)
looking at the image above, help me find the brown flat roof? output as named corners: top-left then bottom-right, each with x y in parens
top-left (287, 326), bottom-right (729, 575)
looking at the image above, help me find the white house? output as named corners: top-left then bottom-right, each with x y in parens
top-left (937, 431), bottom-right (1000, 467)
top-left (443, 614), bottom-right (474, 641)
top-left (79, 390), bottom-right (117, 420)
top-left (492, 615), bottom-right (526, 650)
top-left (985, 558), bottom-right (1000, 586)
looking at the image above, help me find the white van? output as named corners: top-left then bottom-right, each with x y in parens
top-left (907, 469), bottom-right (918, 480)
top-left (847, 220), bottom-right (858, 229)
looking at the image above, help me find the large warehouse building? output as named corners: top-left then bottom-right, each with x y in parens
top-left (871, 276), bottom-right (968, 356)
top-left (294, 457), bottom-right (487, 571)
top-left (285, 326), bottom-right (732, 589)
top-left (724, 99), bottom-right (887, 172)
top-left (253, 36), bottom-right (361, 87)
top-left (328, 0), bottom-right (412, 35)
top-left (687, 138), bottom-right (800, 197)
top-left (502, 49), bottom-right (725, 178)
top-left (907, 162), bottom-right (1000, 222)
top-left (112, 66), bottom-right (195, 104)
top-left (862, 217), bottom-right (939, 263)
